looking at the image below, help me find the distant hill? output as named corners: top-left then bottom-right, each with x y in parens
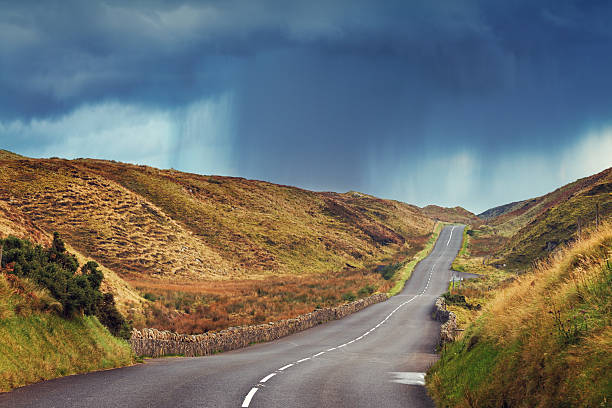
top-left (0, 152), bottom-right (442, 332)
top-left (482, 167), bottom-right (612, 269)
top-left (421, 205), bottom-right (479, 224)
top-left (477, 199), bottom-right (530, 220)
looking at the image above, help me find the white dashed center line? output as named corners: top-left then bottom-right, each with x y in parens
top-left (446, 225), bottom-right (456, 246)
top-left (259, 373), bottom-right (276, 383)
top-left (241, 388), bottom-right (258, 407)
top-left (278, 363), bottom-right (294, 371)
top-left (240, 226), bottom-right (460, 407)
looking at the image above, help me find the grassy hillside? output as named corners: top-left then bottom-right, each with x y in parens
top-left (427, 224), bottom-right (612, 408)
top-left (477, 200), bottom-right (528, 220)
top-left (476, 167), bottom-right (612, 270)
top-left (0, 152), bottom-right (447, 333)
top-left (0, 266), bottom-right (133, 392)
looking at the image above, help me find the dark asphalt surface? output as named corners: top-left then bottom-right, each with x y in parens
top-left (1, 225), bottom-right (464, 408)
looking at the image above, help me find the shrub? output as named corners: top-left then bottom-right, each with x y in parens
top-left (341, 292), bottom-right (356, 302)
top-left (143, 293), bottom-right (157, 301)
top-left (96, 293), bottom-right (132, 339)
top-left (358, 284), bottom-right (376, 297)
top-left (376, 262), bottom-right (403, 280)
top-left (1, 234), bottom-right (131, 337)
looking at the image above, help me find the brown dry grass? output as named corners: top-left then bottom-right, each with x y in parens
top-left (132, 268), bottom-right (393, 334)
top-left (484, 222), bottom-right (612, 344)
top-left (0, 154), bottom-right (441, 332)
top-left (428, 223), bottom-right (612, 408)
top-left (421, 204), bottom-right (479, 224)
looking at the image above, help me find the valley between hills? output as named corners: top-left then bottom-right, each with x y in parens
top-left (0, 150), bottom-right (479, 334)
top-left (0, 150), bottom-right (610, 405)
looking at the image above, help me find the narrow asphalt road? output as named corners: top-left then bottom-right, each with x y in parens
top-left (1, 225), bottom-right (464, 408)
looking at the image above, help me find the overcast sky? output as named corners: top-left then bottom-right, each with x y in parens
top-left (1, 0), bottom-right (611, 213)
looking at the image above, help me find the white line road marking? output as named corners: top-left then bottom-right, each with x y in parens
top-left (260, 373), bottom-right (276, 383)
top-left (447, 225), bottom-right (456, 246)
top-left (242, 388), bottom-right (259, 407)
top-left (240, 226), bottom-right (459, 406)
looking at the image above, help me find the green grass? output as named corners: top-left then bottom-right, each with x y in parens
top-left (0, 273), bottom-right (133, 391)
top-left (427, 331), bottom-right (503, 405)
top-left (458, 227), bottom-right (470, 257)
top-left (426, 226), bottom-right (612, 408)
top-left (0, 313), bottom-right (133, 391)
top-left (387, 222), bottom-right (444, 296)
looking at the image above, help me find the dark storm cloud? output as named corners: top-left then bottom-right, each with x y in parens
top-left (0, 0), bottom-right (562, 118)
top-left (2, 1), bottom-right (612, 211)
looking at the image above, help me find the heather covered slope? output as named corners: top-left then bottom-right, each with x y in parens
top-left (0, 156), bottom-right (434, 281)
top-left (0, 153), bottom-right (443, 332)
top-left (421, 204), bottom-right (479, 224)
top-left (478, 167), bottom-right (612, 270)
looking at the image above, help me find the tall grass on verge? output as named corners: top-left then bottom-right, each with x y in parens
top-left (0, 274), bottom-right (133, 392)
top-left (427, 222), bottom-right (612, 408)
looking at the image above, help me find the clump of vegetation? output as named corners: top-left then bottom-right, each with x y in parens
top-left (427, 223), bottom-right (612, 408)
top-left (358, 284), bottom-right (376, 296)
top-left (376, 262), bottom-right (403, 280)
top-left (1, 233), bottom-right (131, 338)
top-left (0, 271), bottom-right (133, 391)
top-left (341, 291), bottom-right (356, 302)
top-left (442, 292), bottom-right (481, 310)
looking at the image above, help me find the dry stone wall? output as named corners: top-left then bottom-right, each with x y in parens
top-left (432, 296), bottom-right (458, 344)
top-left (131, 293), bottom-right (388, 357)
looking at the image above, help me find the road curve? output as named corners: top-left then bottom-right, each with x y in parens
top-left (1, 225), bottom-right (464, 408)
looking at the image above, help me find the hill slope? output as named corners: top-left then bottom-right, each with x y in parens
top-left (0, 157), bottom-right (434, 280)
top-left (421, 205), bottom-right (479, 224)
top-left (427, 223), bottom-right (612, 408)
top-left (477, 199), bottom-right (528, 220)
top-left (0, 153), bottom-right (447, 332)
top-left (478, 167), bottom-right (612, 269)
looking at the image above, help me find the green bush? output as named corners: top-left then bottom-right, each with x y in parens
top-left (1, 234), bottom-right (131, 337)
top-left (96, 293), bottom-right (131, 339)
top-left (376, 262), bottom-right (403, 280)
top-left (143, 292), bottom-right (157, 301)
top-left (358, 284), bottom-right (376, 297)
top-left (341, 292), bottom-right (356, 302)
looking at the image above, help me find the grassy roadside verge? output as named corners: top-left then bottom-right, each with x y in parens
top-left (426, 224), bottom-right (612, 407)
top-left (0, 313), bottom-right (134, 392)
top-left (0, 272), bottom-right (134, 392)
top-left (444, 226), bottom-right (513, 331)
top-left (388, 222), bottom-right (445, 296)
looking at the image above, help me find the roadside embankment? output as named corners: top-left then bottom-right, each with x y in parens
top-left (131, 293), bottom-right (387, 357)
top-left (426, 223), bottom-right (612, 408)
top-left (432, 297), bottom-right (458, 345)
top-left (0, 274), bottom-right (133, 392)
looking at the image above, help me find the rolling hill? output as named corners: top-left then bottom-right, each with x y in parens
top-left (0, 151), bottom-right (471, 332)
top-left (475, 167), bottom-right (612, 269)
